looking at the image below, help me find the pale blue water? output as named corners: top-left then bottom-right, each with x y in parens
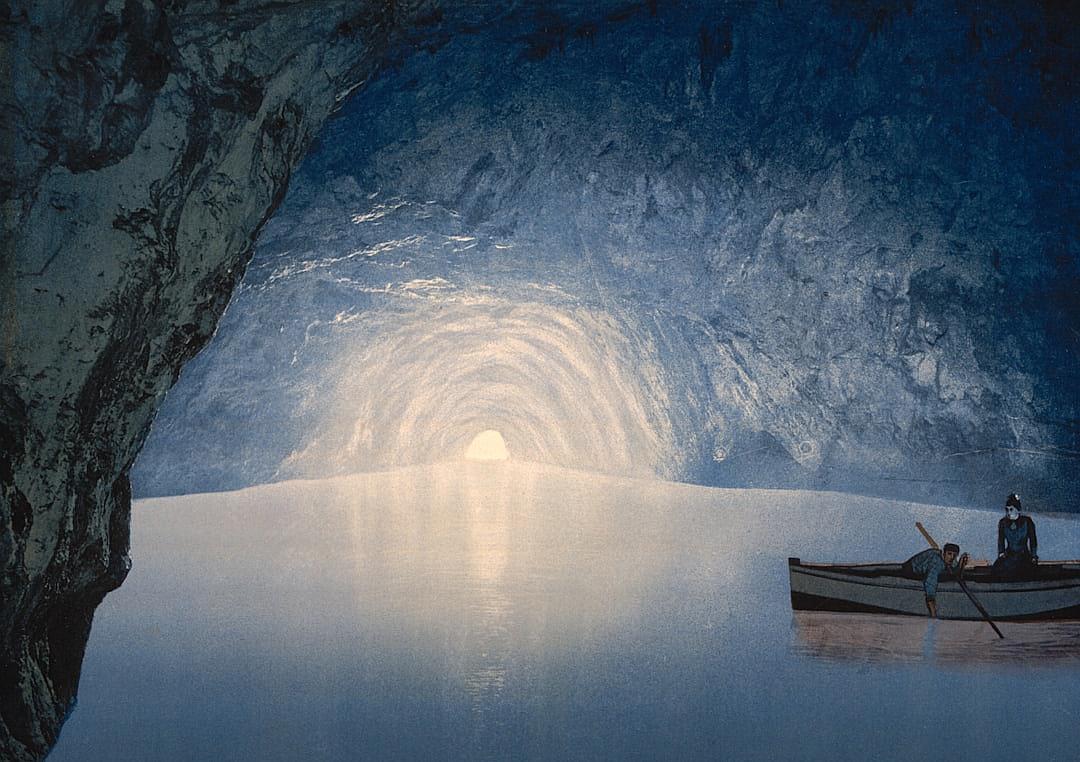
top-left (50, 463), bottom-right (1080, 760)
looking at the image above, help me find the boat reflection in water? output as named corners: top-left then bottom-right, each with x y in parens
top-left (792, 611), bottom-right (1080, 666)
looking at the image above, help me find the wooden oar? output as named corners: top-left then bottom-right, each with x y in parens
top-left (915, 522), bottom-right (1004, 639)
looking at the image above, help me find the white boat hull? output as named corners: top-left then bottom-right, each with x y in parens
top-left (789, 558), bottom-right (1080, 621)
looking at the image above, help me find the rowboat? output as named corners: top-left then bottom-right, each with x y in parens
top-left (789, 557), bottom-right (1080, 621)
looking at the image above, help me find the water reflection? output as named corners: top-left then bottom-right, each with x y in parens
top-left (792, 611), bottom-right (1080, 666)
top-left (49, 466), bottom-right (1080, 761)
top-left (463, 465), bottom-right (514, 744)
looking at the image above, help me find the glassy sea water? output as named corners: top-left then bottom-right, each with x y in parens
top-left (51, 463), bottom-right (1080, 761)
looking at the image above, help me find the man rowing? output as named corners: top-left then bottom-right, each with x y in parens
top-left (902, 542), bottom-right (969, 618)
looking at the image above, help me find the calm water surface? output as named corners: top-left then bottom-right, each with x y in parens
top-left (50, 463), bottom-right (1080, 760)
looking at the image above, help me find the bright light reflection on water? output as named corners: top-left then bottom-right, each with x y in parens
top-left (51, 463), bottom-right (1080, 761)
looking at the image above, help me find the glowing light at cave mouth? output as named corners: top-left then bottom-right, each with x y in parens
top-left (465, 430), bottom-right (510, 461)
top-left (279, 298), bottom-right (684, 481)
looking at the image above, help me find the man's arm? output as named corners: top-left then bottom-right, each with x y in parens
top-left (998, 518), bottom-right (1005, 557)
top-left (923, 563), bottom-right (942, 617)
top-left (1028, 517), bottom-right (1038, 560)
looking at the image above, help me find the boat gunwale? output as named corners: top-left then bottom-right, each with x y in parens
top-left (790, 565), bottom-right (1080, 594)
top-left (790, 558), bottom-right (1080, 569)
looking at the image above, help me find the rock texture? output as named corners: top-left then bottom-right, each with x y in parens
top-left (136, 0), bottom-right (1080, 511)
top-left (1, 0), bottom-right (1078, 758)
top-left (0, 0), bottom-right (522, 756)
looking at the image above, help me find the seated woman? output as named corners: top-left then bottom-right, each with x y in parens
top-left (992, 492), bottom-right (1038, 578)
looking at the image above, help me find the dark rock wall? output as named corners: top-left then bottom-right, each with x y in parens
top-left (1, 0), bottom-right (464, 756)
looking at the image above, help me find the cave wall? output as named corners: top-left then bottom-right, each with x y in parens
top-left (135, 0), bottom-right (1080, 509)
top-left (0, 0), bottom-right (464, 756)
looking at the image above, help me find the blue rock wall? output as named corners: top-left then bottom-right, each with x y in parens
top-left (134, 0), bottom-right (1079, 510)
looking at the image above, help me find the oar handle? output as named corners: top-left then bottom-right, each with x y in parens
top-left (915, 522), bottom-right (939, 550)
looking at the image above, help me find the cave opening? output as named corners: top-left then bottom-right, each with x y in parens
top-left (128, 1), bottom-right (1079, 511)
top-left (465, 430), bottom-right (510, 461)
